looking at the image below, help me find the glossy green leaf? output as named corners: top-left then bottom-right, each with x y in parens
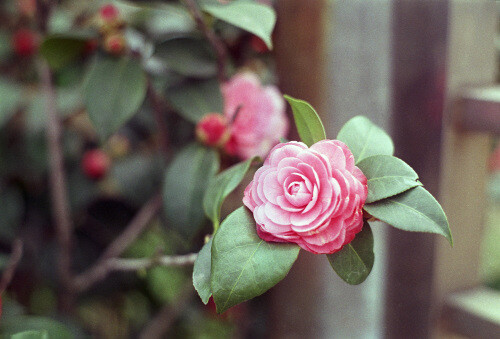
top-left (201, 1), bottom-right (276, 49)
top-left (0, 316), bottom-right (72, 338)
top-left (83, 55), bottom-right (147, 140)
top-left (163, 143), bottom-right (219, 239)
top-left (284, 95), bottom-right (326, 147)
top-left (211, 207), bottom-right (300, 313)
top-left (193, 238), bottom-right (213, 304)
top-left (147, 266), bottom-right (187, 304)
top-left (40, 35), bottom-right (88, 70)
top-left (11, 331), bottom-right (49, 339)
top-left (155, 37), bottom-right (216, 78)
top-left (0, 80), bottom-right (23, 128)
top-left (364, 186), bottom-right (452, 245)
top-left (167, 79), bottom-right (223, 123)
top-left (145, 4), bottom-right (195, 37)
top-left (337, 116), bottom-right (394, 164)
top-left (357, 155), bottom-right (422, 203)
top-left (203, 157), bottom-right (256, 231)
top-left (327, 221), bottom-right (374, 285)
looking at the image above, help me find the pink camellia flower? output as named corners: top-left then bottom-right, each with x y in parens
top-left (222, 73), bottom-right (288, 160)
top-left (243, 140), bottom-right (368, 254)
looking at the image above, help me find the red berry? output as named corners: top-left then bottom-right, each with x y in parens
top-left (12, 29), bottom-right (39, 57)
top-left (99, 4), bottom-right (120, 23)
top-left (82, 149), bottom-right (110, 180)
top-left (196, 113), bottom-right (230, 147)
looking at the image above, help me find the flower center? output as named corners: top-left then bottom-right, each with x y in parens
top-left (288, 182), bottom-right (302, 195)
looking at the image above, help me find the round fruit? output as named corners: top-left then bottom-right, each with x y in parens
top-left (82, 149), bottom-right (111, 180)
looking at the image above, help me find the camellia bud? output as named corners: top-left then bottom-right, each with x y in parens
top-left (11, 29), bottom-right (39, 57)
top-left (196, 113), bottom-right (231, 147)
top-left (99, 4), bottom-right (120, 24)
top-left (103, 33), bottom-right (126, 55)
top-left (82, 149), bottom-right (111, 180)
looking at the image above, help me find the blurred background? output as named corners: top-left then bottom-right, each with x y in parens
top-left (0, 0), bottom-right (498, 338)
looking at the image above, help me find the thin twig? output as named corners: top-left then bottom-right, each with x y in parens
top-left (147, 80), bottom-right (170, 157)
top-left (183, 0), bottom-right (228, 83)
top-left (0, 240), bottom-right (24, 294)
top-left (107, 253), bottom-right (197, 271)
top-left (139, 285), bottom-right (196, 339)
top-left (40, 60), bottom-right (74, 309)
top-left (73, 194), bottom-right (163, 292)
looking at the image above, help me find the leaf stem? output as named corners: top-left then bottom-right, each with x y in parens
top-left (183, 0), bottom-right (228, 83)
top-left (146, 80), bottom-right (170, 157)
top-left (40, 60), bottom-right (75, 311)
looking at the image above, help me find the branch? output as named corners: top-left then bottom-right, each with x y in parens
top-left (139, 285), bottom-right (195, 339)
top-left (183, 0), bottom-right (228, 83)
top-left (107, 253), bottom-right (197, 271)
top-left (0, 240), bottom-right (24, 294)
top-left (73, 194), bottom-right (163, 292)
top-left (39, 60), bottom-right (74, 301)
top-left (147, 80), bottom-right (170, 157)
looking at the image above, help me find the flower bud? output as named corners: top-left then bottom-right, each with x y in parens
top-left (103, 33), bottom-right (126, 55)
top-left (12, 29), bottom-right (39, 57)
top-left (99, 4), bottom-right (120, 24)
top-left (196, 113), bottom-right (230, 147)
top-left (82, 149), bottom-right (111, 180)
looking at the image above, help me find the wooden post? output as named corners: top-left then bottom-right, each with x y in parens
top-left (270, 1), bottom-right (329, 337)
top-left (434, 0), bottom-right (497, 336)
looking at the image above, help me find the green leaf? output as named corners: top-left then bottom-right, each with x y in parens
top-left (364, 186), bottom-right (452, 245)
top-left (40, 35), bottom-right (88, 70)
top-left (284, 95), bottom-right (326, 147)
top-left (211, 207), bottom-right (300, 313)
top-left (326, 221), bottom-right (374, 285)
top-left (337, 116), bottom-right (394, 164)
top-left (163, 143), bottom-right (219, 239)
top-left (201, 1), bottom-right (276, 49)
top-left (357, 155), bottom-right (422, 203)
top-left (83, 55), bottom-right (147, 140)
top-left (166, 79), bottom-right (223, 123)
top-left (147, 266), bottom-right (188, 304)
top-left (193, 238), bottom-right (213, 304)
top-left (0, 316), bottom-right (73, 338)
top-left (0, 80), bottom-right (23, 128)
top-left (155, 37), bottom-right (216, 78)
top-left (203, 157), bottom-right (255, 231)
top-left (11, 331), bottom-right (49, 339)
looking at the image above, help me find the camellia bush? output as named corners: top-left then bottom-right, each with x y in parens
top-left (0, 0), bottom-right (451, 337)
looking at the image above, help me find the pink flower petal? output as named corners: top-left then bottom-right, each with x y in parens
top-left (262, 170), bottom-right (281, 204)
top-left (264, 202), bottom-right (291, 226)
